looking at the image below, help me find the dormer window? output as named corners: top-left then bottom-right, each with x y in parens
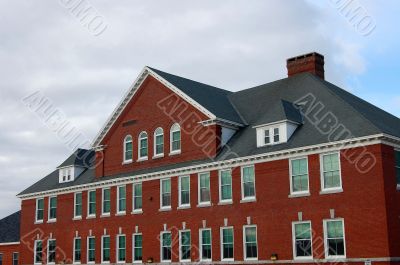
top-left (273, 128), bottom-right (280, 143)
top-left (256, 121), bottom-right (299, 147)
top-left (264, 129), bottom-right (270, 145)
top-left (59, 167), bottom-right (75, 183)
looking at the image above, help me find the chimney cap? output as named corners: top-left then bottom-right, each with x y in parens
top-left (287, 52), bottom-right (324, 63)
top-left (286, 52), bottom-right (325, 79)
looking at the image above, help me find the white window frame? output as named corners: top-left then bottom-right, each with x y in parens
top-left (132, 183), bottom-right (143, 213)
top-left (320, 152), bottom-right (343, 193)
top-left (73, 237), bottom-right (81, 264)
top-left (87, 236), bottom-right (95, 264)
top-left (154, 127), bottom-right (164, 158)
top-left (160, 231), bottom-right (172, 262)
top-left (289, 157), bottom-right (310, 196)
top-left (220, 226), bottom-right (234, 261)
top-left (117, 185), bottom-right (126, 215)
top-left (323, 218), bottom-right (346, 259)
top-left (241, 165), bottom-right (256, 201)
top-left (12, 252), bottom-right (18, 265)
top-left (102, 188), bottom-right (111, 216)
top-left (264, 129), bottom-right (270, 145)
top-left (33, 240), bottom-right (43, 265)
top-left (35, 198), bottom-right (44, 223)
top-left (101, 235), bottom-right (110, 264)
top-left (116, 234), bottom-right (126, 263)
top-left (243, 225), bottom-right (258, 261)
top-left (47, 239), bottom-right (56, 264)
top-left (395, 149), bottom-right (400, 186)
top-left (273, 127), bottom-right (280, 143)
top-left (123, 135), bottom-right (133, 163)
top-left (160, 178), bottom-right (172, 210)
top-left (87, 190), bottom-right (96, 218)
top-left (170, 123), bottom-right (181, 155)
top-left (74, 192), bottom-right (82, 219)
top-left (132, 233), bottom-right (143, 263)
top-left (199, 228), bottom-right (212, 261)
top-left (179, 230), bottom-right (191, 262)
top-left (198, 172), bottom-right (211, 206)
top-left (178, 175), bottom-right (190, 208)
top-left (292, 221), bottom-right (313, 260)
top-left (48, 196), bottom-right (57, 222)
top-left (138, 131), bottom-right (148, 161)
top-left (219, 169), bottom-right (233, 204)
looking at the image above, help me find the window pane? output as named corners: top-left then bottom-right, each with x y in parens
top-left (118, 186), bottom-right (126, 212)
top-left (327, 220), bottom-right (344, 238)
top-left (221, 170), bottom-right (232, 200)
top-left (222, 229), bottom-right (234, 260)
top-left (328, 239), bottom-right (345, 256)
top-left (180, 231), bottom-right (191, 260)
top-left (134, 234), bottom-right (142, 261)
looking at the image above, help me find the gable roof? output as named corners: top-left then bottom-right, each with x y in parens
top-left (0, 211), bottom-right (20, 243)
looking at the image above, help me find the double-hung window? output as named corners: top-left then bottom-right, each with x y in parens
top-left (138, 132), bottom-right (148, 160)
top-left (88, 190), bottom-right (96, 217)
top-left (123, 135), bottom-right (133, 162)
top-left (133, 183), bottom-right (142, 212)
top-left (87, 237), bottom-right (95, 263)
top-left (241, 165), bottom-right (256, 200)
top-left (219, 170), bottom-right (232, 203)
top-left (293, 221), bottom-right (312, 259)
top-left (34, 240), bottom-right (43, 264)
top-left (48, 196), bottom-right (57, 221)
top-left (179, 176), bottom-right (190, 207)
top-left (154, 127), bottom-right (164, 157)
top-left (273, 128), bottom-right (280, 143)
top-left (74, 193), bottom-right (82, 218)
top-left (47, 239), bottom-right (56, 264)
top-left (133, 233), bottom-right (143, 262)
top-left (324, 219), bottom-right (346, 258)
top-left (221, 227), bottom-right (234, 261)
top-left (73, 237), bottom-right (81, 263)
top-left (290, 158), bottom-right (309, 195)
top-left (264, 129), bottom-right (270, 144)
top-left (117, 186), bottom-right (126, 214)
top-left (199, 229), bottom-right (212, 261)
top-left (198, 172), bottom-right (211, 205)
top-left (179, 230), bottom-right (191, 262)
top-left (102, 188), bottom-right (111, 215)
top-left (243, 226), bottom-right (258, 260)
top-left (321, 152), bottom-right (342, 191)
top-left (395, 150), bottom-right (400, 185)
top-left (160, 179), bottom-right (171, 209)
top-left (102, 236), bottom-right (110, 263)
top-left (117, 235), bottom-right (126, 263)
top-left (35, 198), bottom-right (44, 223)
top-left (161, 232), bottom-right (172, 262)
top-left (170, 123), bottom-right (181, 153)
top-left (12, 253), bottom-right (18, 265)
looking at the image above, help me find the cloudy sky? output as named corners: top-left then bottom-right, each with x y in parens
top-left (0, 0), bottom-right (399, 217)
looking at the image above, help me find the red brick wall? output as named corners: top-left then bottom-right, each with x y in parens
top-left (19, 144), bottom-right (400, 265)
top-left (0, 243), bottom-right (19, 265)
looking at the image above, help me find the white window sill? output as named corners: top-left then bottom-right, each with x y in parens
top-left (197, 203), bottom-right (212, 208)
top-left (325, 256), bottom-right (346, 260)
top-left (240, 197), bottom-right (256, 203)
top-left (132, 260), bottom-right (142, 264)
top-left (169, 150), bottom-right (181, 156)
top-left (34, 220), bottom-right (44, 224)
top-left (294, 256), bottom-right (314, 261)
top-left (117, 261), bottom-right (126, 264)
top-left (73, 262), bottom-right (81, 264)
top-left (177, 205), bottom-right (191, 210)
top-left (47, 219), bottom-right (57, 223)
top-left (153, 154), bottom-right (164, 159)
top-left (244, 258), bottom-right (258, 261)
top-left (161, 260), bottom-right (172, 263)
top-left (221, 259), bottom-right (234, 262)
top-left (200, 259), bottom-right (212, 262)
top-left (101, 261), bottom-right (110, 264)
top-left (137, 157), bottom-right (148, 162)
top-left (218, 200), bottom-right (233, 205)
top-left (289, 192), bottom-right (311, 198)
top-left (320, 188), bottom-right (343, 195)
top-left (122, 160), bottom-right (133, 165)
top-left (100, 213), bottom-right (111, 218)
top-left (180, 260), bottom-right (191, 262)
top-left (132, 209), bottom-right (143, 215)
top-left (86, 215), bottom-right (96, 219)
top-left (159, 207), bottom-right (172, 212)
top-left (116, 212), bottom-right (126, 216)
top-left (73, 216), bottom-right (82, 221)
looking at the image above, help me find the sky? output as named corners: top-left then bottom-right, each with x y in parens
top-left (0, 0), bottom-right (399, 217)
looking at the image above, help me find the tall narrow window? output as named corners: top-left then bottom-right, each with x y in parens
top-left (138, 132), bottom-right (148, 160)
top-left (179, 176), bottom-right (190, 207)
top-left (200, 229), bottom-right (212, 261)
top-left (154, 127), bottom-right (164, 157)
top-left (324, 219), bottom-right (346, 258)
top-left (74, 193), bottom-right (82, 218)
top-left (133, 234), bottom-right (143, 262)
top-left (124, 135), bottom-right (133, 162)
top-left (117, 186), bottom-right (126, 214)
top-left (293, 221), bottom-right (312, 259)
top-left (198, 172), bottom-right (211, 205)
top-left (102, 236), bottom-right (110, 263)
top-left (161, 232), bottom-right (172, 262)
top-left (48, 196), bottom-right (57, 221)
top-left (47, 239), bottom-right (56, 264)
top-left (290, 158), bottom-right (309, 194)
top-left (221, 227), bottom-right (234, 261)
top-left (273, 128), bottom-right (280, 143)
top-left (243, 226), bottom-right (258, 260)
top-left (12, 253), bottom-right (18, 265)
top-left (264, 129), bottom-right (270, 145)
top-left (321, 152), bottom-right (342, 191)
top-left (88, 190), bottom-right (96, 217)
top-left (395, 150), bottom-right (400, 185)
top-left (160, 179), bottom-right (171, 209)
top-left (73, 237), bottom-right (81, 263)
top-left (87, 237), bottom-right (95, 263)
top-left (102, 188), bottom-right (111, 215)
top-left (179, 230), bottom-right (191, 261)
top-left (219, 170), bottom-right (232, 202)
top-left (117, 235), bottom-right (126, 263)
top-left (170, 123), bottom-right (181, 153)
top-left (0, 253), bottom-right (2, 265)
top-left (133, 183), bottom-right (142, 212)
top-left (34, 240), bottom-right (42, 264)
top-left (35, 198), bottom-right (44, 222)
top-left (241, 165), bottom-right (255, 200)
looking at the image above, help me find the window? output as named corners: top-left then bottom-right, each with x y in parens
top-left (199, 229), bottom-right (212, 261)
top-left (74, 193), bottom-right (82, 218)
top-left (219, 170), bottom-right (232, 202)
top-left (124, 135), bottom-right (133, 162)
top-left (293, 222), bottom-right (312, 259)
top-left (273, 128), bottom-right (280, 143)
top-left (102, 236), bottom-right (110, 263)
top-left (241, 165), bottom-right (255, 200)
top-left (179, 230), bottom-right (191, 261)
top-left (35, 198), bottom-right (44, 222)
top-left (0, 253), bottom-right (2, 265)
top-left (179, 176), bottom-right (190, 207)
top-left (133, 183), bottom-right (142, 212)
top-left (102, 188), bottom-right (111, 215)
top-left (161, 232), bottom-right (172, 262)
top-left (160, 179), bottom-right (171, 209)
top-left (117, 235), bottom-right (126, 263)
top-left (87, 237), bottom-right (95, 263)
top-left (88, 190), bottom-right (96, 217)
top-left (34, 240), bottom-right (42, 264)
top-left (324, 219), bottom-right (346, 258)
top-left (138, 132), bottom-right (148, 160)
top-left (47, 239), bottom-right (56, 264)
top-left (221, 227), bottom-right (234, 261)
top-left (321, 152), bottom-right (342, 191)
top-left (198, 172), bottom-right (211, 205)
top-left (73, 237), bottom-right (81, 263)
top-left (243, 226), bottom-right (258, 260)
top-left (154, 127), bottom-right (164, 156)
top-left (12, 253), bottom-right (18, 265)
top-left (264, 129), bottom-right (270, 145)
top-left (48, 196), bottom-right (57, 221)
top-left (395, 150), bottom-right (400, 185)
top-left (117, 186), bottom-right (126, 214)
top-left (290, 158), bottom-right (309, 194)
top-left (170, 123), bottom-right (181, 153)
top-left (133, 234), bottom-right (143, 262)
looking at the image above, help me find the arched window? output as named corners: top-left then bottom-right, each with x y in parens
top-left (138, 131), bottom-right (148, 159)
top-left (170, 123), bottom-right (181, 153)
top-left (123, 135), bottom-right (133, 162)
top-left (154, 127), bottom-right (164, 156)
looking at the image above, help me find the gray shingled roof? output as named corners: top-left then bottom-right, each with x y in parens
top-left (0, 211), bottom-right (20, 243)
top-left (58, 148), bottom-right (95, 168)
top-left (18, 71), bottom-right (400, 196)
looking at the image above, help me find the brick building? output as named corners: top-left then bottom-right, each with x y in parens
top-left (2, 52), bottom-right (400, 265)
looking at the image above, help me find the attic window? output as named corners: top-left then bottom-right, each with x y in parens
top-left (273, 128), bottom-right (280, 143)
top-left (264, 130), bottom-right (270, 145)
top-left (256, 121), bottom-right (299, 148)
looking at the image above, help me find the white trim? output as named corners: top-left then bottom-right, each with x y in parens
top-left (160, 231), bottom-right (172, 263)
top-left (87, 236), bottom-right (95, 264)
top-left (197, 172), bottom-right (211, 206)
top-left (0, 242), bottom-right (20, 246)
top-left (220, 226), bottom-right (234, 261)
top-left (102, 188), bottom-right (111, 216)
top-left (74, 192), bottom-right (82, 219)
top-left (243, 225), bottom-right (258, 261)
top-left (132, 182), bottom-right (143, 213)
top-left (132, 233), bottom-right (143, 263)
top-left (48, 196), bottom-right (57, 222)
top-left (241, 165), bottom-right (256, 201)
top-left (73, 237), bottom-right (81, 264)
top-left (154, 127), bottom-right (164, 157)
top-left (87, 190), bottom-right (96, 218)
top-left (101, 235), bottom-right (110, 264)
top-left (47, 239), bottom-right (56, 264)
top-left (219, 169), bottom-right (233, 204)
top-left (33, 239), bottom-right (42, 265)
top-left (252, 119), bottom-right (301, 129)
top-left (289, 157), bottom-right (310, 196)
top-left (199, 228), bottom-right (212, 262)
top-left (179, 230), bottom-right (191, 262)
top-left (138, 131), bottom-right (148, 161)
top-left (123, 135), bottom-right (133, 164)
top-left (178, 175), bottom-right (190, 208)
top-left (35, 198), bottom-right (44, 223)
top-left (116, 185), bottom-right (126, 215)
top-left (323, 218), bottom-right (346, 259)
top-left (292, 221), bottom-right (313, 260)
top-left (160, 178), bottom-right (172, 210)
top-left (320, 152), bottom-right (342, 193)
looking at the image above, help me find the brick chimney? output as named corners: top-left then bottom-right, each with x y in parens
top-left (286, 52), bottom-right (325, 79)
